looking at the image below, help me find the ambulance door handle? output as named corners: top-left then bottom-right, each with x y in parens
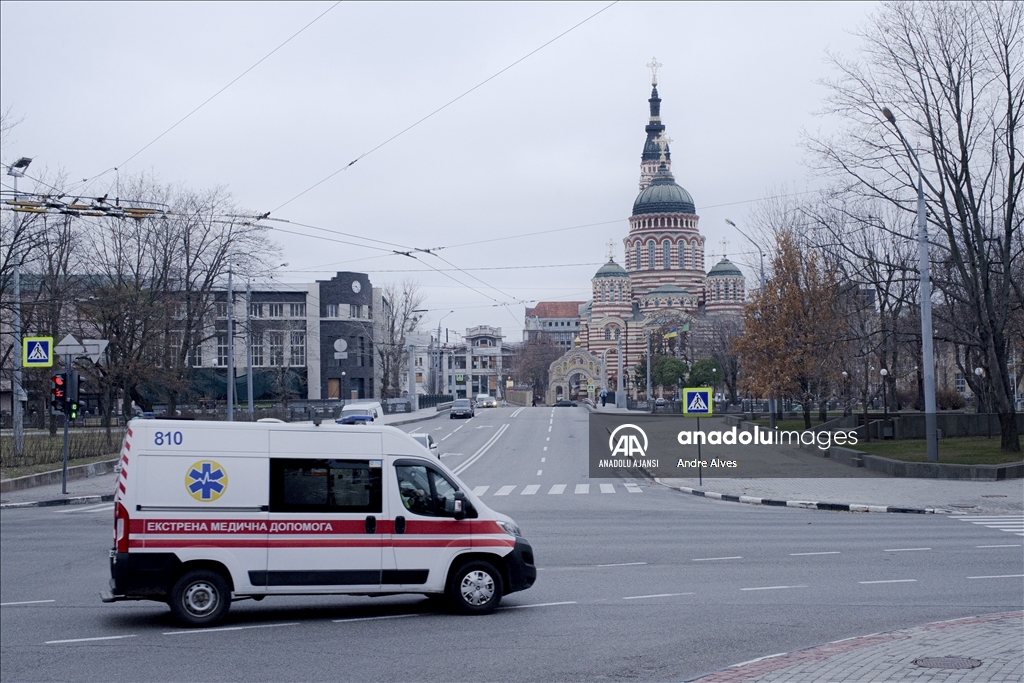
top-left (364, 516), bottom-right (376, 534)
top-left (395, 516), bottom-right (406, 534)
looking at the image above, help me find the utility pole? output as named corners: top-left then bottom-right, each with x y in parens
top-left (226, 266), bottom-right (234, 421)
top-left (615, 333), bottom-right (625, 409)
top-left (246, 280), bottom-right (254, 419)
top-left (645, 330), bottom-right (652, 405)
top-left (6, 157), bottom-right (31, 459)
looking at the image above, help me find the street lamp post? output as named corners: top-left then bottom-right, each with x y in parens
top-left (6, 157), bottom-right (31, 458)
top-left (226, 266), bottom-right (234, 421)
top-left (725, 219), bottom-right (765, 291)
top-left (436, 310), bottom-right (453, 394)
top-left (841, 371), bottom-right (849, 416)
top-left (880, 368), bottom-right (889, 422)
top-left (881, 107), bottom-right (939, 462)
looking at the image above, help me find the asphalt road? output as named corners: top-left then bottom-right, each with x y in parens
top-left (2, 405), bottom-right (1021, 682)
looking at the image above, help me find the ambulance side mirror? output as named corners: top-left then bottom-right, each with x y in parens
top-left (452, 491), bottom-right (467, 521)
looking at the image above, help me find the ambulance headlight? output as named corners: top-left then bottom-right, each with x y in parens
top-left (497, 521), bottom-right (522, 537)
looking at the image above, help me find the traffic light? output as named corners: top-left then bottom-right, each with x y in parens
top-left (67, 371), bottom-right (80, 420)
top-left (50, 373), bottom-right (67, 414)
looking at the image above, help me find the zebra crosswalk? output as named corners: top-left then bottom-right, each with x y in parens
top-left (471, 483), bottom-right (643, 497)
top-left (950, 514), bottom-right (1024, 538)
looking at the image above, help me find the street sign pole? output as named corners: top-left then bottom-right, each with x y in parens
top-left (61, 352), bottom-right (71, 495)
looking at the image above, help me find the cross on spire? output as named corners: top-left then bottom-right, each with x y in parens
top-left (656, 133), bottom-right (672, 163)
top-left (647, 57), bottom-right (662, 86)
top-left (606, 239), bottom-right (616, 261)
top-left (720, 238), bottom-right (730, 258)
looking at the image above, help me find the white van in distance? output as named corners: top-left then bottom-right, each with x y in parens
top-left (102, 419), bottom-right (536, 626)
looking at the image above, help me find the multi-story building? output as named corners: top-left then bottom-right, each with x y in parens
top-left (442, 326), bottom-right (512, 399)
top-left (523, 302), bottom-right (587, 350)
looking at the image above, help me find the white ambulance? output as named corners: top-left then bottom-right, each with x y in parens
top-left (101, 419), bottom-right (536, 627)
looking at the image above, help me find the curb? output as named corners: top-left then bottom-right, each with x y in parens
top-left (1, 493), bottom-right (115, 509)
top-left (388, 408), bottom-right (450, 427)
top-left (655, 479), bottom-right (940, 514)
top-left (1, 457), bottom-right (120, 494)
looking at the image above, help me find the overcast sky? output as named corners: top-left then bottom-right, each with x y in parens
top-left (1, 1), bottom-right (876, 339)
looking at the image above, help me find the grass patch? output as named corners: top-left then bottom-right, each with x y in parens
top-left (1, 452), bottom-right (120, 480)
top-left (1, 429), bottom-right (122, 474)
top-left (852, 436), bottom-right (1023, 465)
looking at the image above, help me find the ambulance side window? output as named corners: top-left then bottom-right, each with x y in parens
top-left (395, 463), bottom-right (458, 518)
top-left (270, 459), bottom-right (382, 513)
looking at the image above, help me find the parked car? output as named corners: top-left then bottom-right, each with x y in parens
top-left (554, 399), bottom-right (577, 407)
top-left (410, 432), bottom-right (440, 458)
top-left (655, 397), bottom-right (666, 407)
top-left (339, 401), bottom-right (383, 422)
top-left (475, 394), bottom-right (497, 408)
top-left (450, 398), bottom-right (475, 419)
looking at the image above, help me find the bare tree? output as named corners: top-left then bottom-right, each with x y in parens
top-left (807, 0), bottom-right (1023, 451)
top-left (375, 281), bottom-right (424, 399)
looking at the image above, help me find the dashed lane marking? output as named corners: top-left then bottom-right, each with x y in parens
top-left (165, 622), bottom-right (299, 635)
top-left (790, 551), bottom-right (840, 556)
top-left (597, 562), bottom-right (647, 567)
top-left (976, 544), bottom-right (1022, 548)
top-left (884, 547), bottom-right (931, 552)
top-left (549, 484), bottom-right (566, 494)
top-left (624, 483), bottom-right (642, 493)
top-left (471, 486), bottom-right (489, 496)
top-left (521, 485), bottom-right (540, 495)
top-left (693, 556), bottom-right (742, 562)
top-left (623, 593), bottom-right (694, 600)
top-left (499, 601), bottom-right (576, 610)
top-left (859, 579), bottom-right (918, 584)
top-left (966, 574), bottom-right (1024, 580)
top-left (2, 599), bottom-right (55, 606)
top-left (574, 484), bottom-right (590, 494)
top-left (47, 635), bottom-right (137, 644)
top-left (741, 585), bottom-right (808, 591)
top-left (536, 470), bottom-right (542, 476)
top-left (494, 485), bottom-right (516, 496)
top-left (600, 483), bottom-right (615, 494)
top-left (333, 614), bottom-right (419, 624)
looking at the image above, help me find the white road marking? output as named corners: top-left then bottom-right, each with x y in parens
top-left (474, 425), bottom-right (494, 429)
top-left (598, 562), bottom-right (647, 567)
top-left (884, 548), bottom-right (931, 552)
top-left (452, 424), bottom-right (509, 476)
top-left (859, 579), bottom-right (917, 584)
top-left (966, 574), bottom-right (1024, 580)
top-left (1, 599), bottom-right (55, 606)
top-left (499, 601), bottom-right (576, 610)
top-left (741, 585), bottom-right (808, 591)
top-left (522, 485), bottom-right (540, 495)
top-left (543, 447), bottom-right (548, 451)
top-left (511, 408), bottom-right (524, 417)
top-left (546, 437), bottom-right (549, 441)
top-left (693, 556), bottom-right (742, 562)
top-left (165, 622), bottom-right (299, 635)
top-left (471, 486), bottom-right (489, 496)
top-left (47, 635), bottom-right (137, 644)
top-left (454, 425), bottom-right (464, 432)
top-left (332, 614), bottom-right (418, 623)
top-left (536, 470), bottom-right (543, 476)
top-left (574, 484), bottom-right (589, 494)
top-left (56, 503), bottom-right (112, 514)
top-left (976, 544), bottom-right (1022, 548)
top-left (494, 485), bottom-right (516, 496)
top-left (624, 483), bottom-right (642, 493)
top-left (548, 484), bottom-right (566, 494)
top-left (548, 425), bottom-right (552, 432)
top-left (440, 434), bottom-right (453, 441)
top-left (790, 551), bottom-right (840, 556)
top-left (541, 457), bottom-right (546, 462)
top-left (623, 593), bottom-right (694, 600)
top-left (600, 484), bottom-right (615, 494)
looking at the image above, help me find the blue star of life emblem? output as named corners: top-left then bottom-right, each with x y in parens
top-left (185, 461), bottom-right (228, 502)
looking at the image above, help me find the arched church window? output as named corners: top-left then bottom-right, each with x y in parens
top-left (647, 241), bottom-right (655, 270)
top-left (678, 242), bottom-right (686, 268)
top-left (604, 327), bottom-right (611, 340)
top-left (691, 244), bottom-right (698, 270)
top-left (662, 240), bottom-right (671, 269)
top-left (633, 240), bottom-right (641, 269)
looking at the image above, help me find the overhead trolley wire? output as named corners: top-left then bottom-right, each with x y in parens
top-left (270, 1), bottom-right (619, 213)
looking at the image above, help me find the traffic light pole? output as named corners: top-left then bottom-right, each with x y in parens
top-left (61, 353), bottom-right (71, 495)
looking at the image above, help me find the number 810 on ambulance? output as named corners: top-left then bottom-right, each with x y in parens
top-left (102, 419), bottom-right (536, 627)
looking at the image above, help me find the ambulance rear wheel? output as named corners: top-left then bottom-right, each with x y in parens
top-left (448, 561), bottom-right (503, 615)
top-left (170, 569), bottom-right (230, 627)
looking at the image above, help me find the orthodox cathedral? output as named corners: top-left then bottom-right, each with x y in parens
top-left (541, 62), bottom-right (746, 401)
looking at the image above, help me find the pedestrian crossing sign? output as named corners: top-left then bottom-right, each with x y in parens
top-left (682, 387), bottom-right (712, 416)
top-left (22, 337), bottom-right (54, 368)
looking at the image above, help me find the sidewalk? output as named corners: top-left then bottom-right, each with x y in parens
top-left (0, 408), bottom-right (448, 508)
top-left (688, 611), bottom-right (1023, 682)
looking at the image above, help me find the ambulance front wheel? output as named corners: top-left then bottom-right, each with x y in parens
top-left (448, 561), bottom-right (503, 615)
top-left (170, 569), bottom-right (231, 627)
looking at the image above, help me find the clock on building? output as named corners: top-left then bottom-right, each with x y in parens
top-left (351, 280), bottom-right (361, 293)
